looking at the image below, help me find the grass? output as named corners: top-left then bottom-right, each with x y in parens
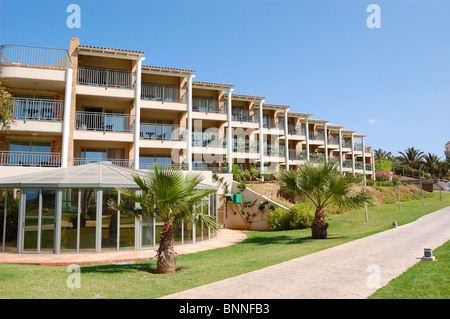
top-left (369, 239), bottom-right (450, 299)
top-left (0, 192), bottom-right (449, 299)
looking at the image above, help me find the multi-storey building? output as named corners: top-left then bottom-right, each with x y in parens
top-left (0, 38), bottom-right (375, 180)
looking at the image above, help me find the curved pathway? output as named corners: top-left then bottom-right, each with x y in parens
top-left (162, 206), bottom-right (450, 299)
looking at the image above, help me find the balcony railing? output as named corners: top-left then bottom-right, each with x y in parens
top-left (328, 136), bottom-right (339, 145)
top-left (233, 141), bottom-right (258, 153)
top-left (192, 132), bottom-right (224, 147)
top-left (310, 153), bottom-right (325, 163)
top-left (342, 140), bottom-right (352, 148)
top-left (289, 149), bottom-right (307, 161)
top-left (343, 159), bottom-right (353, 168)
top-left (78, 67), bottom-right (134, 88)
top-left (141, 84), bottom-right (186, 103)
top-left (0, 151), bottom-right (61, 167)
top-left (11, 97), bottom-right (63, 121)
top-left (287, 124), bottom-right (301, 135)
top-left (0, 44), bottom-right (70, 69)
top-left (140, 123), bottom-right (186, 141)
top-left (365, 163), bottom-right (372, 171)
top-left (232, 109), bottom-right (254, 122)
top-left (75, 111), bottom-right (134, 132)
top-left (192, 97), bottom-right (226, 114)
top-left (354, 143), bottom-right (363, 151)
top-left (355, 161), bottom-right (363, 170)
top-left (309, 131), bottom-right (325, 141)
top-left (74, 158), bottom-right (133, 168)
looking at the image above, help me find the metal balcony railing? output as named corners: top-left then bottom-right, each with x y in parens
top-left (328, 136), bottom-right (339, 145)
top-left (141, 84), bottom-right (186, 103)
top-left (73, 158), bottom-right (133, 168)
top-left (140, 123), bottom-right (186, 141)
top-left (78, 67), bottom-right (134, 88)
top-left (233, 141), bottom-right (258, 153)
top-left (365, 163), bottom-right (373, 171)
top-left (287, 124), bottom-right (301, 135)
top-left (355, 161), bottom-right (363, 170)
top-left (0, 44), bottom-right (70, 69)
top-left (354, 143), bottom-right (363, 151)
top-left (342, 140), bottom-right (352, 148)
top-left (232, 109), bottom-right (254, 122)
top-left (192, 132), bottom-right (224, 147)
top-left (343, 160), bottom-right (353, 168)
top-left (192, 97), bottom-right (226, 114)
top-left (75, 111), bottom-right (134, 132)
top-left (11, 97), bottom-right (63, 121)
top-left (309, 131), bottom-right (325, 141)
top-left (310, 153), bottom-right (325, 163)
top-left (0, 151), bottom-right (61, 167)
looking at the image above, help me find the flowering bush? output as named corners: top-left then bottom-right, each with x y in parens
top-left (376, 171), bottom-right (400, 184)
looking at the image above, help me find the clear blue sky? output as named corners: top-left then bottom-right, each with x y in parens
top-left (1, 0), bottom-right (449, 157)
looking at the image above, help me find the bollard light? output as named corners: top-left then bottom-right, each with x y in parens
top-left (392, 221), bottom-right (397, 228)
top-left (421, 248), bottom-right (435, 261)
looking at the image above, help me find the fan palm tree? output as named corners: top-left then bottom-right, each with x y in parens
top-left (422, 153), bottom-right (441, 178)
top-left (110, 165), bottom-right (220, 274)
top-left (398, 147), bottom-right (424, 170)
top-left (278, 162), bottom-right (373, 239)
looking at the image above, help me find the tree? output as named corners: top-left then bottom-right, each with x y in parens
top-left (374, 148), bottom-right (392, 161)
top-left (422, 153), bottom-right (441, 179)
top-left (278, 162), bottom-right (373, 239)
top-left (0, 79), bottom-right (15, 130)
top-left (110, 165), bottom-right (220, 274)
top-left (398, 147), bottom-right (424, 170)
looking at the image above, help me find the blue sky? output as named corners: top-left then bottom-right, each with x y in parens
top-left (1, 0), bottom-right (449, 157)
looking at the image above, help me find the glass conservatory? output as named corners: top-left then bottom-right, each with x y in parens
top-left (0, 163), bottom-right (218, 254)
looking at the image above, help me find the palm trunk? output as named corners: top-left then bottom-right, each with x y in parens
top-left (311, 207), bottom-right (328, 239)
top-left (156, 220), bottom-right (177, 274)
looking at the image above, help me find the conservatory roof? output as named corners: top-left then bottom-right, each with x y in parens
top-left (0, 163), bottom-right (217, 190)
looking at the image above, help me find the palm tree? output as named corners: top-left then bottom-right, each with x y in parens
top-left (110, 165), bottom-right (220, 274)
top-left (374, 148), bottom-right (392, 161)
top-left (398, 147), bottom-right (424, 170)
top-left (278, 162), bottom-right (373, 239)
top-left (422, 153), bottom-right (441, 178)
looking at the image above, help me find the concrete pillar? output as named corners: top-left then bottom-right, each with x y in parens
top-left (227, 89), bottom-right (234, 173)
top-left (351, 133), bottom-right (355, 176)
top-left (362, 136), bottom-right (366, 181)
top-left (284, 110), bottom-right (289, 170)
top-left (338, 128), bottom-right (343, 173)
top-left (323, 123), bottom-right (328, 164)
top-left (61, 67), bottom-right (73, 168)
top-left (305, 118), bottom-right (310, 161)
top-left (133, 57), bottom-right (145, 170)
top-left (187, 74), bottom-right (195, 171)
top-left (258, 101), bottom-right (265, 177)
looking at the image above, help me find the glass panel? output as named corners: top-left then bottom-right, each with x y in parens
top-left (102, 189), bottom-right (118, 251)
top-left (139, 155), bottom-right (155, 170)
top-left (119, 195), bottom-right (135, 250)
top-left (23, 189), bottom-right (39, 252)
top-left (183, 221), bottom-right (193, 245)
top-left (40, 190), bottom-right (55, 252)
top-left (61, 189), bottom-right (79, 253)
top-left (173, 222), bottom-right (183, 245)
top-left (79, 189), bottom-right (96, 252)
top-left (141, 216), bottom-right (154, 248)
top-left (2, 189), bottom-right (19, 252)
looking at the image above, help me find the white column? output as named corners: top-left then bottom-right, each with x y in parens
top-left (323, 123), bottom-right (328, 164)
top-left (372, 152), bottom-right (376, 181)
top-left (338, 128), bottom-right (343, 173)
top-left (187, 74), bottom-right (195, 171)
top-left (227, 89), bottom-right (234, 173)
top-left (284, 110), bottom-right (289, 170)
top-left (351, 133), bottom-right (355, 176)
top-left (133, 57), bottom-right (145, 170)
top-left (305, 118), bottom-right (310, 161)
top-left (362, 136), bottom-right (366, 181)
top-left (61, 67), bottom-right (73, 168)
top-left (258, 100), bottom-right (265, 176)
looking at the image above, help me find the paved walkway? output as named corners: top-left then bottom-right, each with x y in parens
top-left (0, 229), bottom-right (247, 266)
top-left (162, 206), bottom-right (450, 299)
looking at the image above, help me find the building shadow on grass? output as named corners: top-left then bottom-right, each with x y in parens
top-left (80, 261), bottom-right (156, 274)
top-left (240, 234), bottom-right (348, 245)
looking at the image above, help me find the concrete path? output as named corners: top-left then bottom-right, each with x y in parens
top-left (162, 206), bottom-right (450, 299)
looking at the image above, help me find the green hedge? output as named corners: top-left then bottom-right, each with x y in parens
top-left (266, 202), bottom-right (315, 231)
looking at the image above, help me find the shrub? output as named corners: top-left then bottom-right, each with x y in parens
top-left (266, 202), bottom-right (314, 231)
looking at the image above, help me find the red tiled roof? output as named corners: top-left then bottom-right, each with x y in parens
top-left (142, 65), bottom-right (195, 73)
top-left (79, 45), bottom-right (144, 54)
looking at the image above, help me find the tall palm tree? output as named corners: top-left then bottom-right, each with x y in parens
top-left (422, 153), bottom-right (441, 178)
top-left (110, 165), bottom-right (220, 274)
top-left (278, 162), bottom-right (373, 239)
top-left (374, 148), bottom-right (392, 161)
top-left (398, 147), bottom-right (424, 170)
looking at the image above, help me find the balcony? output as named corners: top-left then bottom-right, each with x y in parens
top-left (343, 159), bottom-right (353, 169)
top-left (73, 158), bottom-right (133, 168)
top-left (75, 111), bottom-right (134, 133)
top-left (10, 97), bottom-right (63, 121)
top-left (140, 123), bottom-right (186, 141)
top-left (141, 84), bottom-right (186, 103)
top-left (355, 161), bottom-right (363, 170)
top-left (342, 140), bottom-right (352, 149)
top-left (233, 141), bottom-right (258, 154)
top-left (232, 109), bottom-right (254, 123)
top-left (328, 136), bottom-right (339, 145)
top-left (309, 131), bottom-right (325, 141)
top-left (77, 67), bottom-right (134, 89)
top-left (192, 97), bottom-right (226, 114)
top-left (354, 143), bottom-right (363, 152)
top-left (192, 132), bottom-right (224, 148)
top-left (289, 149), bottom-right (307, 161)
top-left (365, 163), bottom-right (373, 172)
top-left (310, 153), bottom-right (325, 164)
top-left (0, 44), bottom-right (70, 69)
top-left (0, 151), bottom-right (60, 167)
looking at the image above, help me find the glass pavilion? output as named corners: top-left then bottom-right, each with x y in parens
top-left (0, 163), bottom-right (218, 254)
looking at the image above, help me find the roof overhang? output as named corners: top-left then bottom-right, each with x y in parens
top-left (193, 81), bottom-right (234, 91)
top-left (142, 65), bottom-right (195, 77)
top-left (78, 45), bottom-right (144, 60)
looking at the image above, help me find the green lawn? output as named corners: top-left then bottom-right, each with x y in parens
top-left (369, 239), bottom-right (450, 299)
top-left (0, 192), bottom-right (449, 299)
